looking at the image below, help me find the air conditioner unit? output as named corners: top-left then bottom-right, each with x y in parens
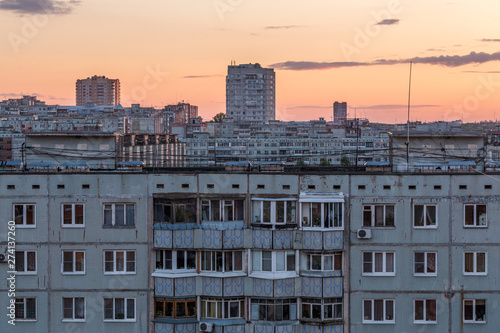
top-left (199, 322), bottom-right (213, 332)
top-left (357, 229), bottom-right (372, 239)
top-left (0, 253), bottom-right (7, 263)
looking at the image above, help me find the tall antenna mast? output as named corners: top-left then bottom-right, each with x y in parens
top-left (406, 61), bottom-right (413, 172)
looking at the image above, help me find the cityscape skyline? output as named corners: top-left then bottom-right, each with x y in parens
top-left (1, 1), bottom-right (500, 123)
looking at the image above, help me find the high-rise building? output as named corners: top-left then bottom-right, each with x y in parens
top-left (226, 63), bottom-right (275, 122)
top-left (334, 101), bottom-right (347, 124)
top-left (76, 75), bottom-right (120, 106)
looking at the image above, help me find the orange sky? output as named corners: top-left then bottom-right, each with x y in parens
top-left (1, 0), bottom-right (500, 123)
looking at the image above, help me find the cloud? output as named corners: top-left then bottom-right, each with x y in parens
top-left (265, 25), bottom-right (306, 30)
top-left (426, 48), bottom-right (445, 52)
top-left (375, 19), bottom-right (399, 25)
top-left (270, 51), bottom-right (500, 70)
top-left (359, 104), bottom-right (441, 110)
top-left (462, 70), bottom-right (500, 73)
top-left (287, 105), bottom-right (331, 110)
top-left (480, 39), bottom-right (500, 42)
top-left (182, 75), bottom-right (223, 79)
top-left (0, 0), bottom-right (80, 15)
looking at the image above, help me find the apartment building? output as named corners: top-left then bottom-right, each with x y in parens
top-left (0, 167), bottom-right (499, 333)
top-left (226, 63), bottom-right (275, 122)
top-left (76, 75), bottom-right (120, 106)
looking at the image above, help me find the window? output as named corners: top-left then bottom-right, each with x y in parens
top-left (154, 199), bottom-right (196, 223)
top-left (414, 204), bottom-right (437, 228)
top-left (301, 298), bottom-right (342, 321)
top-left (464, 252), bottom-right (487, 275)
top-left (15, 298), bottom-right (36, 320)
top-left (15, 251), bottom-right (36, 274)
top-left (362, 252), bottom-right (395, 276)
top-left (414, 299), bottom-right (436, 323)
top-left (104, 251), bottom-right (135, 274)
top-left (155, 250), bottom-right (196, 271)
top-left (104, 298), bottom-right (135, 321)
top-left (201, 298), bottom-right (244, 319)
top-left (62, 204), bottom-right (85, 227)
top-left (363, 205), bottom-right (395, 227)
top-left (464, 204), bottom-right (487, 227)
top-left (103, 204), bottom-right (135, 227)
top-left (251, 298), bottom-right (297, 321)
top-left (414, 252), bottom-right (437, 276)
top-left (301, 202), bottom-right (343, 229)
top-left (302, 253), bottom-right (342, 272)
top-left (464, 299), bottom-right (486, 323)
top-left (252, 199), bottom-right (296, 226)
top-left (155, 298), bottom-right (196, 318)
top-left (201, 251), bottom-right (243, 272)
top-left (62, 251), bottom-right (85, 274)
top-left (201, 199), bottom-right (244, 222)
top-left (13, 204), bottom-right (35, 227)
top-left (63, 297), bottom-right (85, 321)
top-left (252, 251), bottom-right (296, 273)
top-left (363, 299), bottom-right (394, 323)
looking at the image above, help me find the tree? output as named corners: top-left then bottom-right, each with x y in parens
top-left (320, 158), bottom-right (331, 166)
top-left (212, 112), bottom-right (226, 122)
top-left (295, 159), bottom-right (306, 166)
top-left (340, 156), bottom-right (350, 166)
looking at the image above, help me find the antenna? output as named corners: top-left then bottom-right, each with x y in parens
top-left (406, 61), bottom-right (412, 172)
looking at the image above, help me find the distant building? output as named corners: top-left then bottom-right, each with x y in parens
top-left (165, 102), bottom-right (198, 124)
top-left (333, 101), bottom-right (347, 124)
top-left (389, 131), bottom-right (486, 172)
top-left (76, 75), bottom-right (120, 106)
top-left (25, 132), bottom-right (120, 169)
top-left (226, 63), bottom-right (275, 122)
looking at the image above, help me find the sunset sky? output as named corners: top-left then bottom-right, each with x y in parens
top-left (1, 0), bottom-right (500, 123)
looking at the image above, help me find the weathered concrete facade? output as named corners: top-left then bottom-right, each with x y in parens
top-left (0, 170), bottom-right (498, 333)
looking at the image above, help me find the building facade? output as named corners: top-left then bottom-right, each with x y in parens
top-left (76, 75), bottom-right (120, 106)
top-left (1, 169), bottom-right (499, 333)
top-left (226, 63), bottom-right (275, 122)
top-left (333, 102), bottom-right (347, 125)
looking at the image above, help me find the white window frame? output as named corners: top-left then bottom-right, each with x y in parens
top-left (61, 203), bottom-right (85, 227)
top-left (15, 250), bottom-right (37, 275)
top-left (155, 249), bottom-right (196, 272)
top-left (363, 204), bottom-right (395, 227)
top-left (413, 204), bottom-right (437, 228)
top-left (62, 297), bottom-right (85, 322)
top-left (413, 299), bottom-right (437, 324)
top-left (62, 250), bottom-right (85, 274)
top-left (103, 250), bottom-right (136, 274)
top-left (201, 298), bottom-right (245, 319)
top-left (300, 202), bottom-right (344, 229)
top-left (299, 193), bottom-right (344, 230)
top-left (464, 204), bottom-right (487, 227)
top-left (201, 199), bottom-right (245, 222)
top-left (201, 250), bottom-right (243, 273)
top-left (301, 297), bottom-right (343, 321)
top-left (251, 198), bottom-right (297, 226)
top-left (463, 299), bottom-right (486, 323)
top-left (413, 252), bottom-right (437, 276)
top-left (103, 297), bottom-right (136, 322)
top-left (303, 253), bottom-right (342, 272)
top-left (362, 299), bottom-right (395, 324)
top-left (362, 251), bottom-right (395, 276)
top-left (463, 251), bottom-right (487, 275)
top-left (251, 250), bottom-right (297, 273)
top-left (13, 203), bottom-right (36, 228)
top-left (15, 297), bottom-right (37, 321)
top-left (103, 203), bottom-right (135, 227)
